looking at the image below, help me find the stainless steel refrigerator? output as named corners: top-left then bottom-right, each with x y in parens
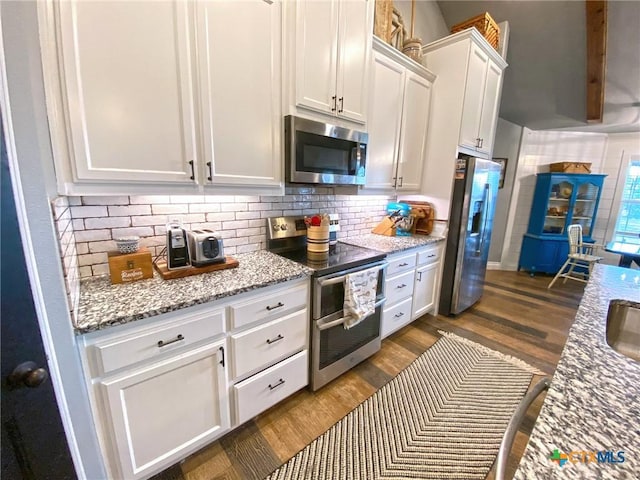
top-left (440, 154), bottom-right (501, 315)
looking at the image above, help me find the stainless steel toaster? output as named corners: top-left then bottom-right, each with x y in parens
top-left (186, 229), bottom-right (225, 267)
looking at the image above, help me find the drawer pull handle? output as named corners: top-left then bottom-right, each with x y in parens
top-left (157, 334), bottom-right (184, 348)
top-left (219, 346), bottom-right (225, 368)
top-left (394, 312), bottom-right (405, 318)
top-left (268, 378), bottom-right (286, 390)
top-left (398, 262), bottom-right (409, 267)
top-left (266, 302), bottom-right (284, 311)
top-left (397, 284), bottom-right (407, 289)
top-left (428, 254), bottom-right (436, 258)
top-left (266, 334), bottom-right (284, 345)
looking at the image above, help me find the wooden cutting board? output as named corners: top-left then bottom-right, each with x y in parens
top-left (153, 257), bottom-right (239, 280)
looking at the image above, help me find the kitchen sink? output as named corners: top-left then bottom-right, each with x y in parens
top-left (606, 301), bottom-right (640, 362)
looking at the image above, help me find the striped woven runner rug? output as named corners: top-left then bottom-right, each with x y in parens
top-left (266, 331), bottom-right (544, 480)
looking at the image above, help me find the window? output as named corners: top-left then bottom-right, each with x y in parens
top-left (614, 156), bottom-right (640, 242)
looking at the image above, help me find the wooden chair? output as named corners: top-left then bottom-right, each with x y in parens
top-left (547, 224), bottom-right (603, 288)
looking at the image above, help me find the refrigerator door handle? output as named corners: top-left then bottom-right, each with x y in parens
top-left (477, 183), bottom-right (491, 255)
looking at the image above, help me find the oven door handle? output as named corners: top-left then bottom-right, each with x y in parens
top-left (316, 297), bottom-right (386, 331)
top-left (317, 261), bottom-right (388, 287)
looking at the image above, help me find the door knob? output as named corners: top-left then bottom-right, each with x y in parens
top-left (7, 361), bottom-right (48, 389)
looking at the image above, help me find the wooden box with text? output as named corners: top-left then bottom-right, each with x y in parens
top-left (108, 248), bottom-right (153, 284)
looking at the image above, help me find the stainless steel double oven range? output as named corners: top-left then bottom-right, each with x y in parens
top-left (267, 215), bottom-right (387, 390)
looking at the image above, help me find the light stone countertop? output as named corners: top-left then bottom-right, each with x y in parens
top-left (514, 264), bottom-right (640, 479)
top-left (75, 250), bottom-right (313, 334)
top-left (339, 233), bottom-right (445, 254)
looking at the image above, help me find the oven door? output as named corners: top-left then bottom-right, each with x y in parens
top-left (311, 299), bottom-right (384, 390)
top-left (313, 260), bottom-right (387, 321)
top-left (285, 115), bottom-right (367, 185)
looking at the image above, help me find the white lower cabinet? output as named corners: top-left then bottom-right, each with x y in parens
top-left (80, 278), bottom-right (310, 479)
top-left (234, 350), bottom-right (308, 425)
top-left (381, 243), bottom-right (444, 339)
top-left (99, 340), bottom-right (229, 479)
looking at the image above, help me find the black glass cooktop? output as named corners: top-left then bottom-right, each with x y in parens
top-left (276, 242), bottom-right (386, 276)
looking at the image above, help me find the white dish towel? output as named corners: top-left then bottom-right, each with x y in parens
top-left (343, 266), bottom-right (379, 329)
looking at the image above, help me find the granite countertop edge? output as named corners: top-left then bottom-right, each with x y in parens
top-left (514, 264), bottom-right (640, 479)
top-left (74, 251), bottom-right (313, 335)
top-left (339, 233), bottom-right (446, 254)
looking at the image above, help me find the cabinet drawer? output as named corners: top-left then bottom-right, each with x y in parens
top-left (230, 283), bottom-right (308, 330)
top-left (417, 245), bottom-right (441, 265)
top-left (230, 309), bottom-right (308, 379)
top-left (386, 252), bottom-right (417, 276)
top-left (233, 350), bottom-right (308, 426)
top-left (89, 308), bottom-right (225, 377)
top-left (381, 297), bottom-right (413, 339)
top-left (385, 269), bottom-right (415, 305)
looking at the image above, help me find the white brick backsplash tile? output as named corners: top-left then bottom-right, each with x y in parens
top-left (222, 220), bottom-right (248, 230)
top-left (79, 266), bottom-right (92, 278)
top-left (84, 216), bottom-right (131, 229)
top-left (72, 219), bottom-right (85, 230)
top-left (112, 227), bottom-right (154, 238)
top-left (70, 206), bottom-right (108, 218)
top-left (142, 235), bottom-right (166, 247)
top-left (109, 205), bottom-right (152, 216)
top-left (52, 196), bottom-right (69, 209)
top-left (293, 202), bottom-right (312, 209)
top-left (235, 211), bottom-right (262, 220)
top-left (92, 263), bottom-right (110, 276)
top-left (88, 240), bottom-right (116, 253)
top-left (237, 244), bottom-right (260, 253)
top-left (224, 245), bottom-right (237, 255)
top-left (248, 219), bottom-right (266, 228)
top-left (154, 225), bottom-right (167, 236)
top-left (248, 202), bottom-right (272, 211)
top-left (74, 229), bottom-right (111, 242)
top-left (130, 195), bottom-right (171, 204)
top-left (217, 230), bottom-right (236, 239)
top-left (190, 222), bottom-right (221, 231)
top-left (171, 195), bottom-right (204, 204)
top-left (76, 242), bottom-right (89, 255)
top-left (223, 237), bottom-right (248, 247)
top-left (261, 210), bottom-right (283, 218)
top-left (249, 235), bottom-right (265, 243)
top-left (132, 215), bottom-right (168, 226)
top-left (182, 213), bottom-right (206, 224)
top-left (78, 253), bottom-right (108, 266)
top-left (206, 195), bottom-right (235, 203)
top-left (82, 196), bottom-right (129, 206)
top-left (221, 203), bottom-right (247, 212)
top-left (152, 204), bottom-right (188, 215)
top-left (189, 203), bottom-right (220, 213)
top-left (235, 195), bottom-right (261, 203)
top-left (207, 212), bottom-right (235, 222)
top-left (260, 195), bottom-right (283, 202)
top-left (68, 196), bottom-right (82, 206)
top-left (272, 202), bottom-right (293, 210)
top-left (243, 227), bottom-right (262, 236)
top-left (283, 210), bottom-right (303, 216)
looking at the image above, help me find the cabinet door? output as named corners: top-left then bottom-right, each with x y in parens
top-left (459, 43), bottom-right (488, 151)
top-left (412, 262), bottom-right (439, 319)
top-left (397, 72), bottom-right (433, 191)
top-left (196, 0), bottom-right (281, 187)
top-left (365, 53), bottom-right (404, 189)
top-left (477, 60), bottom-right (502, 155)
top-left (572, 179), bottom-right (602, 238)
top-left (295, 0), bottom-right (339, 115)
top-left (58, 1), bottom-right (197, 184)
top-left (100, 340), bottom-right (229, 479)
top-left (335, 0), bottom-right (372, 124)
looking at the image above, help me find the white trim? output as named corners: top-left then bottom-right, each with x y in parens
top-left (0, 15), bottom-right (86, 479)
top-left (486, 261), bottom-right (502, 270)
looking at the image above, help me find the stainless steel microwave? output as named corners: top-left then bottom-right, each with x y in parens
top-left (284, 115), bottom-right (368, 186)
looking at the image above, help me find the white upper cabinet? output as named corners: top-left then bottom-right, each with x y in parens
top-left (365, 39), bottom-right (435, 193)
top-left (458, 42), bottom-right (503, 156)
top-left (196, 0), bottom-right (281, 187)
top-left (41, 0), bottom-right (283, 195)
top-left (55, 1), bottom-right (198, 185)
top-left (291, 0), bottom-right (373, 125)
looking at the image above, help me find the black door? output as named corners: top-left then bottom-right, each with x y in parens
top-left (1, 123), bottom-right (76, 478)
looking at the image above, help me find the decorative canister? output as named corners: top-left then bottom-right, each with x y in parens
top-left (307, 225), bottom-right (330, 253)
top-left (402, 38), bottom-right (423, 63)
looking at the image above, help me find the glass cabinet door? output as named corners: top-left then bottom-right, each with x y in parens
top-left (544, 180), bottom-right (573, 234)
top-left (571, 181), bottom-right (601, 236)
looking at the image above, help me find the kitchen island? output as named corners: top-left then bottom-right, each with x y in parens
top-left (514, 264), bottom-right (640, 479)
top-left (75, 250), bottom-right (313, 333)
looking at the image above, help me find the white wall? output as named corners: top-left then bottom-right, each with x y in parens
top-left (500, 130), bottom-right (608, 270)
top-left (489, 118), bottom-right (523, 263)
top-left (394, 0), bottom-right (449, 45)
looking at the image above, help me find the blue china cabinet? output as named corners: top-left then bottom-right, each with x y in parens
top-left (519, 173), bottom-right (607, 274)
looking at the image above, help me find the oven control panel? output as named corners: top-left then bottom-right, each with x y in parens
top-left (267, 214), bottom-right (340, 240)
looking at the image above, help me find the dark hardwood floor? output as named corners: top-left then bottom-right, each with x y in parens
top-left (156, 270), bottom-right (584, 480)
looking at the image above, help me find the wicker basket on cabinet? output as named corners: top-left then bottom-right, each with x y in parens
top-left (451, 12), bottom-right (500, 51)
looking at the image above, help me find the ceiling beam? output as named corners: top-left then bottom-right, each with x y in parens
top-left (586, 0), bottom-right (608, 123)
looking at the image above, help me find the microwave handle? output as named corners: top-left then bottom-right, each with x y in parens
top-left (316, 297), bottom-right (386, 331)
top-left (352, 144), bottom-right (365, 174)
